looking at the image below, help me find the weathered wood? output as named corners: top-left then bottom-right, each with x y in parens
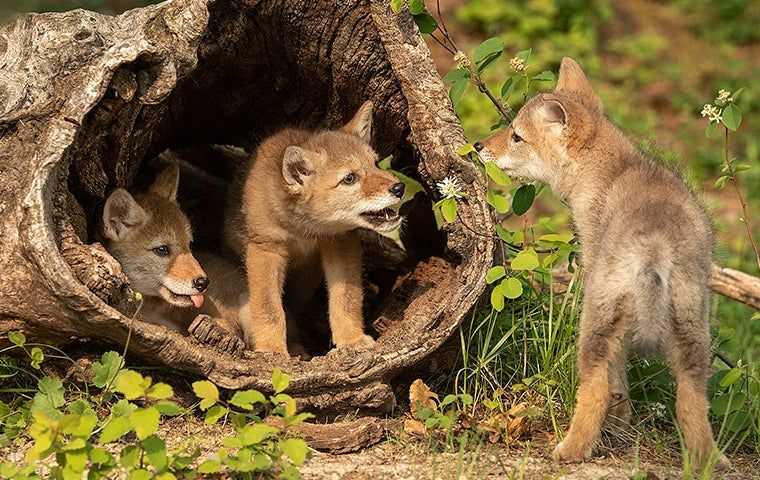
top-left (0, 0), bottom-right (493, 431)
top-left (265, 416), bottom-right (388, 454)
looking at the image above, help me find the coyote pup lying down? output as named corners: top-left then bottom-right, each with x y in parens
top-left (476, 58), bottom-right (723, 469)
top-left (99, 164), bottom-right (246, 342)
top-left (227, 101), bottom-right (405, 355)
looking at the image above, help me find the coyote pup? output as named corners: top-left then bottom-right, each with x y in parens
top-left (227, 101), bottom-right (404, 355)
top-left (476, 58), bottom-right (721, 469)
top-left (100, 164), bottom-right (246, 339)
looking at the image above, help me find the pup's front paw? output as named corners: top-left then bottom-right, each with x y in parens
top-left (189, 315), bottom-right (245, 356)
top-left (552, 439), bottom-right (593, 463)
top-left (336, 333), bottom-right (376, 350)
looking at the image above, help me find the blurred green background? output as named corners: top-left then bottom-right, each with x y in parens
top-left (2, 0), bottom-right (758, 359)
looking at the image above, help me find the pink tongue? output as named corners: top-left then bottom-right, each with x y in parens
top-left (190, 294), bottom-right (205, 308)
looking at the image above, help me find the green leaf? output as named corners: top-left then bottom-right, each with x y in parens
top-left (500, 77), bottom-right (515, 99)
top-left (198, 460), bottom-right (222, 474)
top-left (192, 380), bottom-right (219, 410)
top-left (734, 163), bottom-right (751, 172)
top-left (153, 401), bottom-right (184, 416)
top-left (111, 399), bottom-right (137, 417)
top-left (443, 68), bottom-right (469, 83)
top-left (729, 87), bottom-right (745, 102)
top-left (714, 175), bottom-right (730, 190)
top-left (29, 347), bottom-right (44, 369)
top-left (272, 368), bottom-right (290, 394)
top-left (705, 121), bottom-right (721, 139)
top-left (495, 225), bottom-right (512, 243)
top-left (456, 143), bottom-right (475, 156)
top-left (120, 445), bottom-right (140, 468)
top-left (439, 394), bottom-right (457, 408)
top-left (89, 447), bottom-right (113, 466)
top-left (115, 370), bottom-right (150, 400)
top-left (239, 423), bottom-right (280, 446)
top-left (712, 393), bottom-right (746, 416)
top-left (230, 390), bottom-right (267, 410)
top-left (532, 70), bottom-right (555, 82)
top-left (500, 277), bottom-right (523, 299)
top-left (486, 190), bottom-right (509, 214)
top-left (141, 435), bottom-right (168, 472)
top-left (485, 162), bottom-right (511, 186)
top-left (378, 155), bottom-right (392, 170)
top-left (204, 405), bottom-right (228, 425)
top-left (515, 48), bottom-right (532, 63)
top-left (390, 0), bottom-right (405, 13)
top-left (129, 469), bottom-right (152, 480)
top-left (129, 407), bottom-right (160, 440)
top-left (490, 285), bottom-right (505, 312)
top-left (725, 410), bottom-right (752, 432)
top-left (511, 249), bottom-right (539, 271)
top-left (413, 13), bottom-right (437, 34)
top-left (538, 233), bottom-right (573, 244)
top-left (722, 104), bottom-right (742, 131)
top-left (38, 376), bottom-right (65, 408)
top-left (440, 197), bottom-right (458, 223)
top-left (449, 78), bottom-right (468, 108)
top-left (281, 438), bottom-right (310, 466)
top-left (512, 184), bottom-right (536, 215)
top-left (473, 37), bottom-right (504, 64)
top-left (147, 383), bottom-right (173, 400)
top-left (99, 416), bottom-right (131, 444)
top-left (719, 368), bottom-right (742, 389)
top-left (8, 331), bottom-right (26, 346)
top-left (92, 351), bottom-right (124, 389)
top-left (485, 266), bottom-right (506, 284)
top-left (408, 0), bottom-right (425, 15)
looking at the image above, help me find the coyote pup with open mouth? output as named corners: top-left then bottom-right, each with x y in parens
top-left (227, 101), bottom-right (405, 355)
top-left (477, 58), bottom-right (723, 470)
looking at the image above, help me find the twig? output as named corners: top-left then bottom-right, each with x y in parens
top-left (725, 128), bottom-right (760, 271)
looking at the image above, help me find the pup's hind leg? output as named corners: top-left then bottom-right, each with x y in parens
top-left (606, 347), bottom-right (631, 429)
top-left (554, 295), bottom-right (631, 462)
top-left (667, 292), bottom-right (722, 471)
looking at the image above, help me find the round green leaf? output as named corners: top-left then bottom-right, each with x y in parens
top-left (440, 197), bottom-right (458, 223)
top-left (485, 162), bottom-right (511, 186)
top-left (281, 438), bottom-right (310, 466)
top-left (490, 285), bottom-right (505, 312)
top-left (129, 407), bottom-right (160, 440)
top-left (512, 184), bottom-right (536, 216)
top-left (722, 104), bottom-right (742, 131)
top-left (413, 13), bottom-right (437, 34)
top-left (485, 266), bottom-right (506, 284)
top-left (486, 190), bottom-right (509, 214)
top-left (192, 380), bottom-right (219, 410)
top-left (500, 277), bottom-right (523, 299)
top-left (511, 249), bottom-right (539, 271)
top-left (272, 368), bottom-right (291, 394)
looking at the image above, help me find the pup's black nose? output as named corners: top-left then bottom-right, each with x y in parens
top-left (474, 142), bottom-right (484, 152)
top-left (389, 182), bottom-right (405, 198)
top-left (193, 276), bottom-right (209, 292)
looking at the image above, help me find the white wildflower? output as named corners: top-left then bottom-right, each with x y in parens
top-left (716, 89), bottom-right (731, 104)
top-left (454, 51), bottom-right (471, 70)
top-left (510, 56), bottom-right (526, 72)
top-left (437, 176), bottom-right (465, 199)
top-left (700, 104), bottom-right (722, 123)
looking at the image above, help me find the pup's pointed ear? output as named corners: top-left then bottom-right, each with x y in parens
top-left (342, 101), bottom-right (373, 142)
top-left (282, 146), bottom-right (314, 190)
top-left (555, 57), bottom-right (602, 112)
top-left (149, 163), bottom-right (180, 201)
top-left (102, 189), bottom-right (147, 241)
top-left (536, 99), bottom-right (568, 135)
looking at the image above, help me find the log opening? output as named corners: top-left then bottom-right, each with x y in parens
top-left (0, 0), bottom-right (494, 416)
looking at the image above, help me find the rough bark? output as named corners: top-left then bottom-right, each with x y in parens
top-left (0, 0), bottom-right (492, 421)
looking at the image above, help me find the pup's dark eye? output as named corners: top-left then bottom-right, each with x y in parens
top-left (512, 132), bottom-right (523, 143)
top-left (152, 245), bottom-right (170, 257)
top-left (341, 173), bottom-right (358, 185)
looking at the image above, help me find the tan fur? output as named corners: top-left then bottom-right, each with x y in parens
top-left (99, 165), bottom-right (247, 337)
top-left (226, 101), bottom-right (403, 354)
top-left (478, 58), bottom-right (724, 471)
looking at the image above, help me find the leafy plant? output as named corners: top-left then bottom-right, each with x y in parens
top-left (0, 333), bottom-right (311, 479)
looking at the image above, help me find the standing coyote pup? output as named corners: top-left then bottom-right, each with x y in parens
top-left (476, 58), bottom-right (722, 469)
top-left (227, 101), bottom-right (404, 355)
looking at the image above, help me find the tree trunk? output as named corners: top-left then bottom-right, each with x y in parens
top-left (0, 0), bottom-right (493, 423)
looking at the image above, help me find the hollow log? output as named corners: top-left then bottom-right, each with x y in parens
top-left (0, 0), bottom-right (493, 421)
